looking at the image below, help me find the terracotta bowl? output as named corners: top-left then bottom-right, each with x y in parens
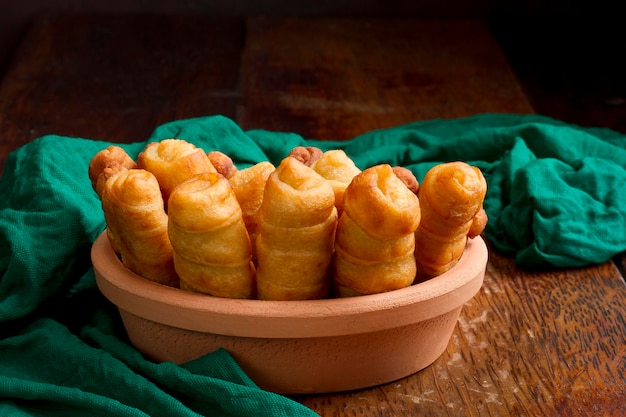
top-left (92, 231), bottom-right (488, 394)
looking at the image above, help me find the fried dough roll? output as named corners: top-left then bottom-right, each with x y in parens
top-left (333, 164), bottom-right (420, 297)
top-left (287, 146), bottom-right (323, 166)
top-left (168, 172), bottom-right (255, 299)
top-left (310, 149), bottom-right (361, 215)
top-left (100, 169), bottom-right (178, 287)
top-left (137, 139), bottom-right (216, 202)
top-left (208, 150), bottom-right (238, 179)
top-left (414, 161), bottom-right (487, 281)
top-left (288, 146), bottom-right (361, 214)
top-left (255, 157), bottom-right (338, 300)
top-left (88, 146), bottom-right (136, 198)
top-left (228, 161), bottom-right (275, 261)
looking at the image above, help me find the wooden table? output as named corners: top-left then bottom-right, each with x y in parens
top-left (1, 15), bottom-right (624, 416)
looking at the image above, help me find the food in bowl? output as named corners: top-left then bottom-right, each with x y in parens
top-left (92, 230), bottom-right (488, 393)
top-left (89, 138), bottom-right (489, 393)
top-left (88, 140), bottom-right (487, 300)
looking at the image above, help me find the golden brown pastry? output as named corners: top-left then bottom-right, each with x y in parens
top-left (137, 139), bottom-right (216, 202)
top-left (287, 146), bottom-right (323, 166)
top-left (468, 207), bottom-right (488, 239)
top-left (167, 172), bottom-right (255, 299)
top-left (392, 166), bottom-right (419, 194)
top-left (333, 164), bottom-right (421, 296)
top-left (100, 168), bottom-right (178, 287)
top-left (255, 156), bottom-right (338, 300)
top-left (95, 164), bottom-right (136, 256)
top-left (208, 150), bottom-right (238, 179)
top-left (414, 161), bottom-right (487, 281)
top-left (228, 161), bottom-right (275, 261)
top-left (310, 149), bottom-right (361, 215)
top-left (88, 146), bottom-right (136, 197)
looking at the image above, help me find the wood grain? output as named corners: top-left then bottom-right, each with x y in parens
top-left (239, 17), bottom-right (626, 416)
top-left (292, 247), bottom-right (626, 416)
top-left (0, 14), bottom-right (243, 174)
top-left (0, 14), bottom-right (624, 417)
top-left (239, 17), bottom-right (533, 140)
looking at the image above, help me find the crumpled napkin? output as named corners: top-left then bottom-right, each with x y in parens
top-left (1, 113), bottom-right (625, 415)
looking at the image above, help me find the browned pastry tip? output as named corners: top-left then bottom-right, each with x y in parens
top-left (392, 166), bottom-right (419, 194)
top-left (343, 164), bottom-right (421, 241)
top-left (208, 150), bottom-right (238, 179)
top-left (468, 207), bottom-right (488, 239)
top-left (88, 146), bottom-right (136, 197)
top-left (418, 162), bottom-right (486, 227)
top-left (310, 149), bottom-right (361, 215)
top-left (94, 162), bottom-right (131, 199)
top-left (137, 139), bottom-right (216, 202)
top-left (260, 156), bottom-right (336, 228)
top-left (288, 146), bottom-right (323, 167)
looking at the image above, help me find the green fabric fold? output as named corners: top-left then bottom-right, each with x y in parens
top-left (1, 113), bottom-right (625, 415)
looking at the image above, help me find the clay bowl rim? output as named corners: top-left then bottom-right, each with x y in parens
top-left (92, 230), bottom-right (487, 339)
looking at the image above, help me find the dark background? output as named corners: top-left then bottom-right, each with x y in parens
top-left (0, 0), bottom-right (624, 133)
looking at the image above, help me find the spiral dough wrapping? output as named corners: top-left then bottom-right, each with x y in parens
top-left (100, 168), bottom-right (178, 287)
top-left (414, 161), bottom-right (487, 281)
top-left (333, 164), bottom-right (421, 296)
top-left (167, 172), bottom-right (255, 299)
top-left (255, 156), bottom-right (338, 300)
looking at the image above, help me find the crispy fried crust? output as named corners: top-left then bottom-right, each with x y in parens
top-left (137, 139), bottom-right (216, 202)
top-left (392, 166), bottom-right (419, 194)
top-left (208, 150), bottom-right (238, 179)
top-left (88, 146), bottom-right (136, 197)
top-left (311, 149), bottom-right (361, 215)
top-left (101, 168), bottom-right (178, 287)
top-left (333, 164), bottom-right (420, 296)
top-left (167, 172), bottom-right (255, 299)
top-left (229, 161), bottom-right (275, 261)
top-left (255, 157), bottom-right (337, 300)
top-left (343, 164), bottom-right (421, 241)
top-left (414, 161), bottom-right (487, 280)
top-left (288, 146), bottom-right (323, 167)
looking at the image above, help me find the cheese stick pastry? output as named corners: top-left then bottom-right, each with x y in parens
top-left (100, 168), bottom-right (178, 287)
top-left (311, 149), bottom-right (361, 215)
top-left (168, 172), bottom-right (255, 299)
top-left (333, 164), bottom-right (421, 296)
top-left (414, 161), bottom-right (487, 281)
top-left (96, 164), bottom-right (134, 255)
top-left (287, 146), bottom-right (323, 166)
top-left (207, 150), bottom-right (238, 179)
top-left (137, 139), bottom-right (216, 202)
top-left (255, 156), bottom-right (338, 300)
top-left (88, 146), bottom-right (136, 198)
top-left (288, 146), bottom-right (361, 214)
top-left (228, 161), bottom-right (275, 261)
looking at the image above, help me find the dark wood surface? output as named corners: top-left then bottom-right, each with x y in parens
top-left (0, 14), bottom-right (243, 170)
top-left (0, 14), bottom-right (624, 417)
top-left (240, 17), bottom-right (532, 139)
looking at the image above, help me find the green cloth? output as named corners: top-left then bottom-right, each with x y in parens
top-left (1, 113), bottom-right (625, 415)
